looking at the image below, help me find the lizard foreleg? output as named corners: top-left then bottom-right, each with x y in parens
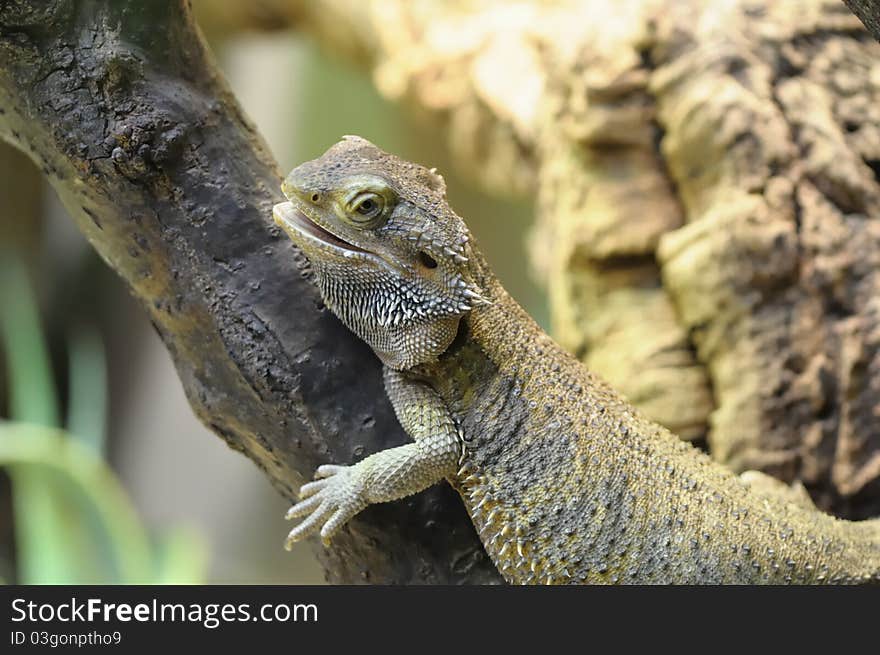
top-left (284, 368), bottom-right (462, 546)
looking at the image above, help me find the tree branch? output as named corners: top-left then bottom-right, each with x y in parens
top-left (0, 0), bottom-right (500, 583)
top-left (844, 0), bottom-right (880, 41)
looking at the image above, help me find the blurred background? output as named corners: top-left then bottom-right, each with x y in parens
top-left (0, 12), bottom-right (543, 584)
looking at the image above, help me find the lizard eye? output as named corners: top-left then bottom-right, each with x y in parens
top-left (348, 192), bottom-right (385, 224)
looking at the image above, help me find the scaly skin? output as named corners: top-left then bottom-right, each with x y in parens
top-left (273, 136), bottom-right (880, 584)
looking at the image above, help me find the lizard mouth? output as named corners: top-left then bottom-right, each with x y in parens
top-left (273, 201), bottom-right (369, 255)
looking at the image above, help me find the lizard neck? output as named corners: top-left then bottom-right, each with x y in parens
top-left (452, 248), bottom-right (584, 389)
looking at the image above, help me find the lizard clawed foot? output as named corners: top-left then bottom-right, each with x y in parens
top-left (284, 463), bottom-right (367, 549)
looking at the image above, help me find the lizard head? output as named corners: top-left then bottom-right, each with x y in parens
top-left (273, 135), bottom-right (486, 369)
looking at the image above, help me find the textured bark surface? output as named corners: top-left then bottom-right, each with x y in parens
top-left (845, 0), bottom-right (880, 41)
top-left (214, 0), bottom-right (880, 519)
top-left (0, 142), bottom-right (42, 253)
top-left (0, 0), bottom-right (501, 584)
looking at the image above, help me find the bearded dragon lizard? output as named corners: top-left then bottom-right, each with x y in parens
top-left (273, 136), bottom-right (880, 584)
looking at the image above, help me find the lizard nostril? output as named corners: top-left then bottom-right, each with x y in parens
top-left (311, 193), bottom-right (320, 203)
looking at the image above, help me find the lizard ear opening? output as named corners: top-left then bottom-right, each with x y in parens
top-left (418, 251), bottom-right (438, 269)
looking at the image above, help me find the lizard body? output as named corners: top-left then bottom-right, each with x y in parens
top-left (274, 136), bottom-right (880, 584)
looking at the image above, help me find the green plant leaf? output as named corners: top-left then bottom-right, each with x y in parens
top-left (66, 324), bottom-right (108, 453)
top-left (0, 422), bottom-right (154, 583)
top-left (0, 253), bottom-right (59, 427)
top-left (1, 256), bottom-right (206, 584)
top-left (152, 527), bottom-right (209, 585)
top-left (0, 253), bottom-right (76, 583)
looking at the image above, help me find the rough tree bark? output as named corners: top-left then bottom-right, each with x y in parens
top-left (845, 0), bottom-right (880, 41)
top-left (0, 0), bottom-right (501, 584)
top-left (205, 0), bottom-right (880, 519)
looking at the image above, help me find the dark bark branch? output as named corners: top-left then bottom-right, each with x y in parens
top-left (844, 0), bottom-right (880, 41)
top-left (0, 0), bottom-right (500, 584)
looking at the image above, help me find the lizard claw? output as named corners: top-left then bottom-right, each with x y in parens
top-left (284, 464), bottom-right (367, 549)
top-left (315, 464), bottom-right (347, 478)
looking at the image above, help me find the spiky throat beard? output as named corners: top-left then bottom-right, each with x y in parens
top-left (313, 264), bottom-right (466, 370)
